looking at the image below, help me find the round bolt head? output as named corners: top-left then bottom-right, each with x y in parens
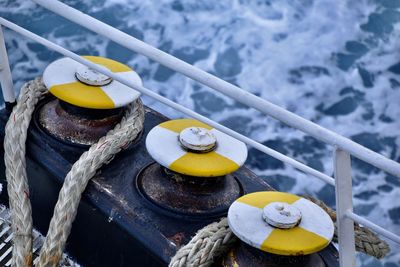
top-left (75, 65), bottom-right (113, 86)
top-left (227, 191), bottom-right (335, 255)
top-left (262, 202), bottom-right (302, 229)
top-left (179, 127), bottom-right (217, 152)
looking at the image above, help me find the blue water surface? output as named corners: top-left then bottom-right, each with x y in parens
top-left (0, 0), bottom-right (399, 266)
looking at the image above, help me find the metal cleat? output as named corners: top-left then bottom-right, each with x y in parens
top-left (43, 56), bottom-right (141, 109)
top-left (146, 118), bottom-right (248, 177)
top-left (140, 118), bottom-right (248, 216)
top-left (223, 191), bottom-right (336, 266)
top-left (39, 56), bottom-right (143, 145)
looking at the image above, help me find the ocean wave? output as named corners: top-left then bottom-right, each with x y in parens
top-left (1, 0), bottom-right (399, 265)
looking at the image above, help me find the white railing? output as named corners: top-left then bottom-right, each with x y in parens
top-left (0, 1), bottom-right (399, 266)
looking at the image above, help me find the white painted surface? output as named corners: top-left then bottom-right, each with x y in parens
top-left (292, 198), bottom-right (334, 241)
top-left (100, 71), bottom-right (141, 107)
top-left (0, 26), bottom-right (15, 103)
top-left (43, 57), bottom-right (141, 108)
top-left (228, 201), bottom-right (273, 249)
top-left (43, 57), bottom-right (79, 87)
top-left (145, 126), bottom-right (186, 167)
top-left (210, 129), bottom-right (248, 167)
top-left (335, 149), bottom-right (356, 267)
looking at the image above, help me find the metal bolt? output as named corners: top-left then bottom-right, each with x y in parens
top-left (262, 202), bottom-right (302, 229)
top-left (75, 64), bottom-right (113, 86)
top-left (179, 127), bottom-right (217, 152)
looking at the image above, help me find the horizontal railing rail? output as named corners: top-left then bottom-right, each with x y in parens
top-left (1, 14), bottom-right (399, 244)
top-left (346, 211), bottom-right (400, 244)
top-left (29, 0), bottom-right (400, 179)
top-left (0, 1), bottom-right (399, 266)
top-left (0, 17), bottom-right (336, 187)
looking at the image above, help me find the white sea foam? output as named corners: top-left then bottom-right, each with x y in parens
top-left (1, 0), bottom-right (399, 265)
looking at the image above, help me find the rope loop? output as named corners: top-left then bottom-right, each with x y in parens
top-left (169, 196), bottom-right (391, 267)
top-left (4, 78), bottom-right (145, 267)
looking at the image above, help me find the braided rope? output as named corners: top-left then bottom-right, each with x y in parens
top-left (37, 98), bottom-right (144, 267)
top-left (4, 78), bottom-right (390, 267)
top-left (169, 218), bottom-right (237, 267)
top-left (4, 78), bottom-right (145, 267)
top-left (4, 78), bottom-right (48, 267)
top-left (170, 197), bottom-right (390, 267)
top-left (304, 196), bottom-right (390, 259)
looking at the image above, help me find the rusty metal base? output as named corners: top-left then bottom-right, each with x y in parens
top-left (38, 98), bottom-right (124, 146)
top-left (137, 163), bottom-right (243, 218)
top-left (0, 98), bottom-right (339, 266)
top-left (220, 242), bottom-right (327, 267)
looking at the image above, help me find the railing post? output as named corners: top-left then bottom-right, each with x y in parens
top-left (0, 25), bottom-right (16, 110)
top-left (334, 148), bottom-right (356, 267)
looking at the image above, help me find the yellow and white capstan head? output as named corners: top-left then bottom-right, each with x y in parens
top-left (43, 56), bottom-right (141, 109)
top-left (227, 191), bottom-right (334, 256)
top-left (145, 119), bottom-right (248, 177)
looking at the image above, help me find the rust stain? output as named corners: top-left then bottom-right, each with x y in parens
top-left (222, 249), bottom-right (239, 267)
top-left (38, 99), bottom-right (125, 145)
top-left (220, 243), bottom-right (327, 267)
top-left (40, 252), bottom-right (63, 267)
top-left (167, 232), bottom-right (185, 247)
top-left (24, 253), bottom-right (32, 267)
top-left (138, 163), bottom-right (242, 215)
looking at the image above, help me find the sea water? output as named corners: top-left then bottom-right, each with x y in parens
top-left (0, 0), bottom-right (399, 266)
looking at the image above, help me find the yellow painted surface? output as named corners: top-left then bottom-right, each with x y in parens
top-left (169, 151), bottom-right (239, 177)
top-left (159, 119), bottom-right (213, 133)
top-left (236, 191), bottom-right (300, 209)
top-left (50, 82), bottom-right (115, 109)
top-left (261, 227), bottom-right (329, 255)
top-left (83, 56), bottom-right (132, 73)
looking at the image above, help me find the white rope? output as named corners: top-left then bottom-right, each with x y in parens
top-left (169, 218), bottom-right (237, 267)
top-left (37, 96), bottom-right (144, 266)
top-left (4, 78), bottom-right (145, 267)
top-left (4, 78), bottom-right (48, 267)
top-left (170, 197), bottom-right (391, 267)
top-left (3, 78), bottom-right (391, 267)
top-left (37, 96), bottom-right (144, 267)
top-left (304, 196), bottom-right (390, 259)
